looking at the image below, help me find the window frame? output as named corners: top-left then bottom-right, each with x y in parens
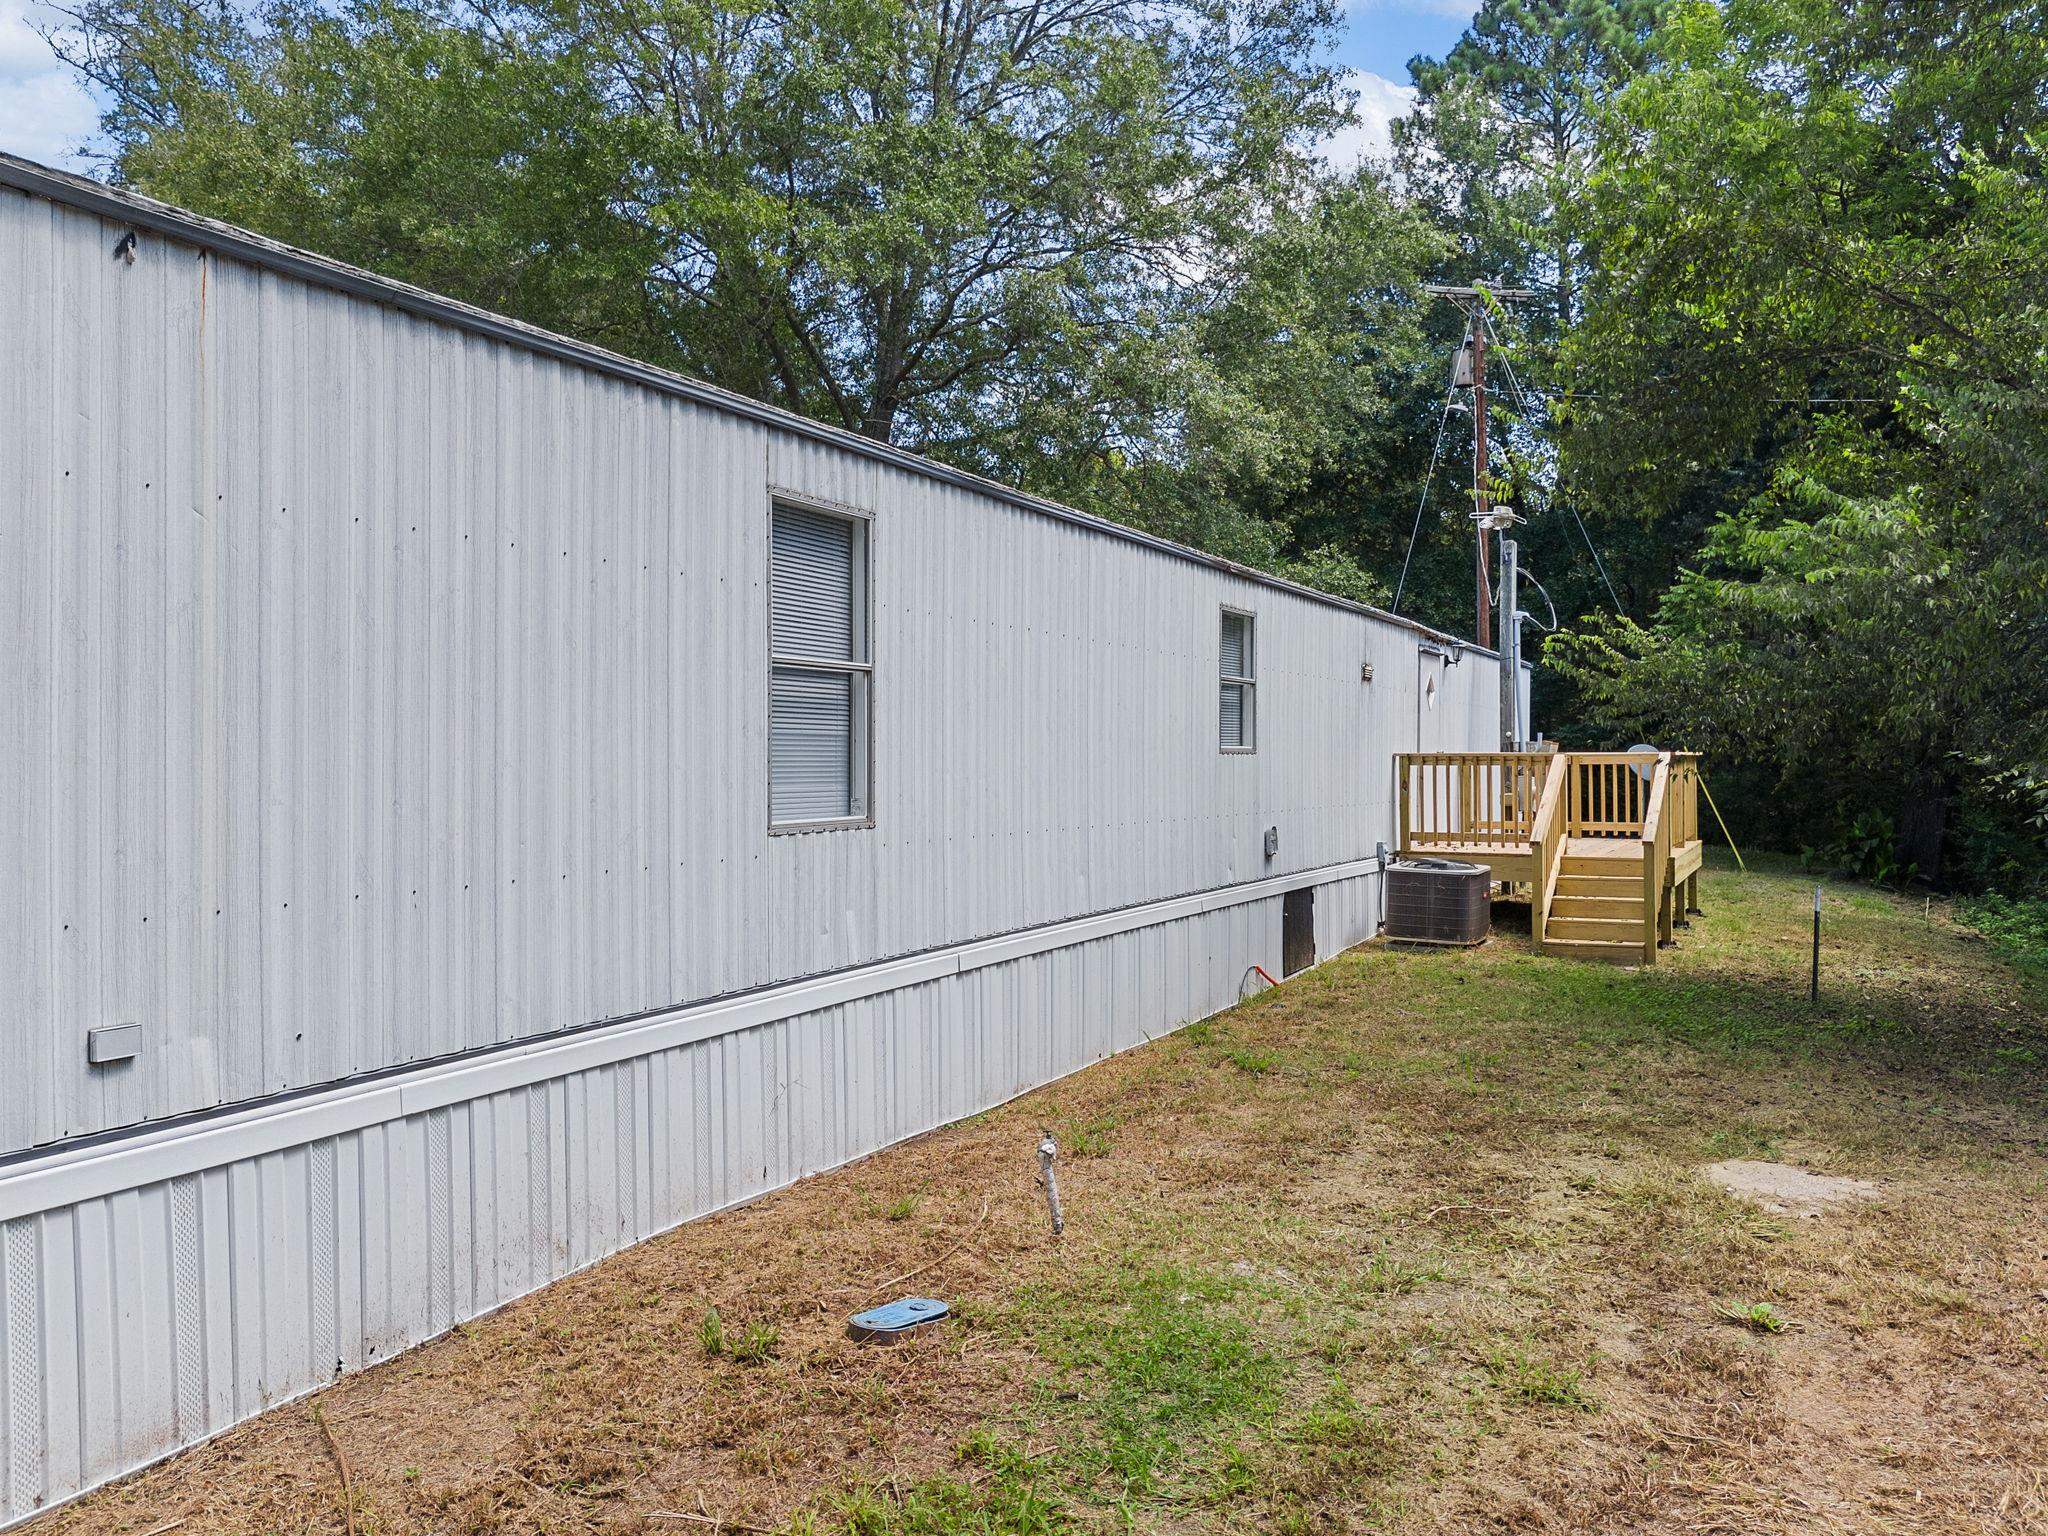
top-left (1219, 605), bottom-right (1257, 754)
top-left (766, 490), bottom-right (876, 834)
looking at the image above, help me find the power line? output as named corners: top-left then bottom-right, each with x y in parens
top-left (1391, 374), bottom-right (1463, 616)
top-left (1565, 499), bottom-right (1626, 616)
top-left (1479, 309), bottom-right (1626, 618)
top-left (1518, 567), bottom-right (1561, 633)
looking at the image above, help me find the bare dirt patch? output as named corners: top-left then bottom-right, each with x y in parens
top-left (1701, 1158), bottom-right (1883, 1217)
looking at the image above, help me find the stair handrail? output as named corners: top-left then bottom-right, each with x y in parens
top-left (1639, 753), bottom-right (1672, 964)
top-left (1529, 752), bottom-right (1569, 948)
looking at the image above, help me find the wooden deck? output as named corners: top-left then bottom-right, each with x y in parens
top-left (1397, 750), bottom-right (1705, 965)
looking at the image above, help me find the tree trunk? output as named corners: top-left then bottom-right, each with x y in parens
top-left (1895, 770), bottom-right (1951, 886)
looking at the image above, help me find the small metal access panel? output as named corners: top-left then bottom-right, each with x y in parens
top-left (1282, 888), bottom-right (1315, 976)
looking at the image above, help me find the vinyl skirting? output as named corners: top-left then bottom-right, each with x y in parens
top-left (0, 859), bottom-right (1382, 1527)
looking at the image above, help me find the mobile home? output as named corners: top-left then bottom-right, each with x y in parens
top-left (0, 154), bottom-right (1525, 1523)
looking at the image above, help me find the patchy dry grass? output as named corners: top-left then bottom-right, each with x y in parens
top-left (40, 855), bottom-right (2048, 1535)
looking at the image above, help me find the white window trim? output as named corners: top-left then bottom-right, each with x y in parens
top-left (1220, 605), bottom-right (1256, 754)
top-left (767, 490), bottom-right (875, 833)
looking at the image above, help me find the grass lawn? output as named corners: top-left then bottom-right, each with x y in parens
top-left (48, 856), bottom-right (2048, 1535)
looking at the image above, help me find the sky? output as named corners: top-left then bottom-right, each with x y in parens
top-left (1329, 0), bottom-right (1480, 167)
top-left (0, 0), bottom-right (1475, 173)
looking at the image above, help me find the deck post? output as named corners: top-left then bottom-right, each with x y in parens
top-left (1397, 758), bottom-right (1410, 852)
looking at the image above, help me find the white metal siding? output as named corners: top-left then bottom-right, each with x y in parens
top-left (0, 185), bottom-right (1522, 1156)
top-left (0, 160), bottom-right (1527, 1528)
top-left (0, 885), bottom-right (1285, 1525)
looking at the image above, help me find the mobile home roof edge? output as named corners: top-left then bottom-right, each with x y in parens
top-left (0, 151), bottom-right (1502, 661)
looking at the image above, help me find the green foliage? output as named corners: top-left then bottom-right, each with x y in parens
top-left (1553, 0), bottom-right (2048, 885)
top-left (1375, 0), bottom-right (1674, 642)
top-left (1354, 1245), bottom-right (1447, 1297)
top-left (1484, 1348), bottom-right (1595, 1410)
top-left (1808, 812), bottom-right (1915, 888)
top-left (1059, 1114), bottom-right (1121, 1159)
top-left (1036, 1265), bottom-right (1283, 1497)
top-left (729, 1318), bottom-right (781, 1365)
top-left (1222, 1047), bottom-right (1280, 1076)
top-left (1959, 895), bottom-right (2048, 977)
top-left (823, 1437), bottom-right (1066, 1534)
top-left (1952, 766), bottom-right (2048, 898)
top-left (1715, 1300), bottom-right (1788, 1334)
top-left (1400, 0), bottom-right (1668, 338)
top-left (696, 1307), bottom-right (724, 1358)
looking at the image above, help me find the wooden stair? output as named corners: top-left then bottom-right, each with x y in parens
top-left (1542, 843), bottom-right (1649, 965)
top-left (1396, 748), bottom-right (1708, 968)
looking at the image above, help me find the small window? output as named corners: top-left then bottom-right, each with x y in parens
top-left (1220, 608), bottom-right (1255, 752)
top-left (770, 501), bottom-right (871, 828)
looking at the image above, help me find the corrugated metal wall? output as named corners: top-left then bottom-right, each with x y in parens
top-left (1, 183), bottom-right (1514, 1156)
top-left (0, 161), bottom-right (1516, 1526)
top-left (0, 886), bottom-right (1324, 1525)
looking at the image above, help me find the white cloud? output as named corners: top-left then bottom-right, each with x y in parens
top-left (0, 1), bottom-right (101, 169)
top-left (1324, 69), bottom-right (1419, 173)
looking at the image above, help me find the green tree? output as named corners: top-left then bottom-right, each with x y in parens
top-left (54, 0), bottom-right (1349, 446)
top-left (1397, 0), bottom-right (1666, 337)
top-left (52, 0), bottom-right (1434, 598)
top-left (1355, 0), bottom-right (1666, 648)
top-left (51, 0), bottom-right (659, 348)
top-left (1554, 0), bottom-right (2048, 882)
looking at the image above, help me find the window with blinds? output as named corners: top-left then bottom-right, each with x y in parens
top-left (1220, 608), bottom-right (1255, 752)
top-left (770, 501), bottom-right (872, 827)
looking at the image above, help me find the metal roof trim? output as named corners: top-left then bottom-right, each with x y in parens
top-left (0, 150), bottom-right (1506, 660)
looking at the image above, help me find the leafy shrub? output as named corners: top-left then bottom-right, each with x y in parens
top-left (1806, 810), bottom-right (1915, 886)
top-left (1952, 762), bottom-right (2048, 899)
top-left (1959, 894), bottom-right (2048, 975)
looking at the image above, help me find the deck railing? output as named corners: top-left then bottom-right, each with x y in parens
top-left (1563, 752), bottom-right (1662, 838)
top-left (1390, 745), bottom-right (1705, 963)
top-left (1641, 754), bottom-right (1672, 964)
top-left (1669, 752), bottom-right (1701, 847)
top-left (1528, 758), bottom-right (1567, 948)
top-left (1397, 752), bottom-right (1555, 850)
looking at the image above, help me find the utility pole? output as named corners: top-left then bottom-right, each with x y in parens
top-left (1497, 534), bottom-right (1519, 750)
top-left (1423, 283), bottom-right (1533, 653)
top-left (1471, 316), bottom-right (1490, 649)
